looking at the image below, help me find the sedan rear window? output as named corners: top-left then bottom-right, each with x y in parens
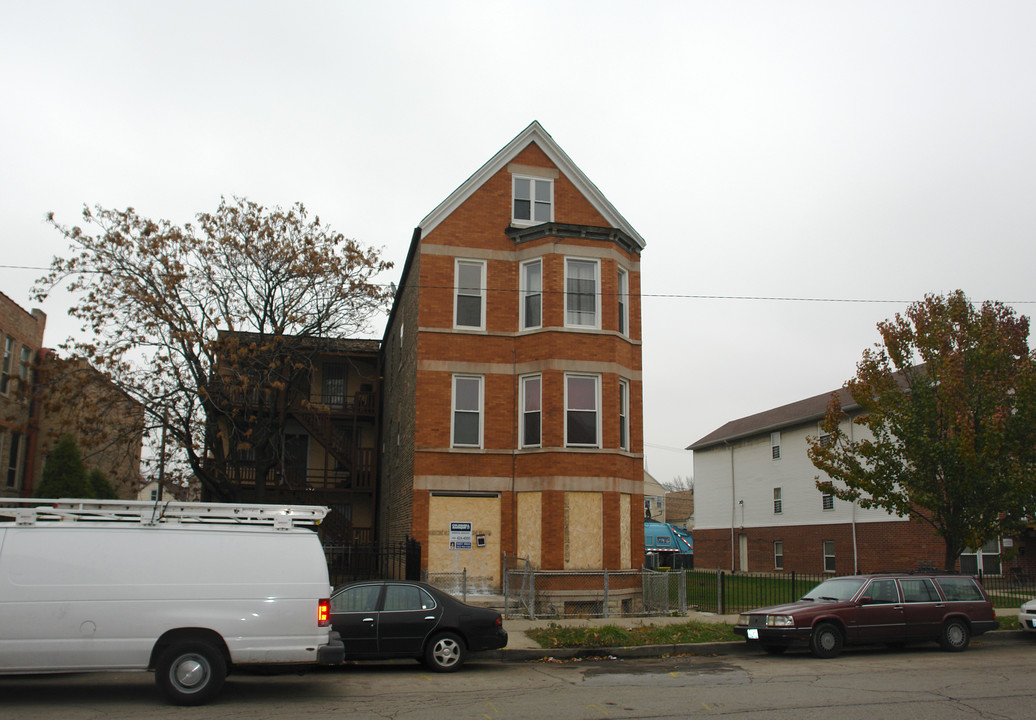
top-left (936, 576), bottom-right (985, 601)
top-left (383, 584), bottom-right (435, 612)
top-left (332, 584), bottom-right (381, 612)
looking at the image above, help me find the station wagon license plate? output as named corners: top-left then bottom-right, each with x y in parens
top-left (747, 629), bottom-right (759, 639)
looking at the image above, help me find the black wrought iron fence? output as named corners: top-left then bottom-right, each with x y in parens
top-left (976, 569), bottom-right (1036, 607)
top-left (673, 569), bottom-right (831, 614)
top-left (324, 537), bottom-right (420, 587)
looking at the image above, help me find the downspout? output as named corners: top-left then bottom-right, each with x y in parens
top-left (849, 414), bottom-right (859, 574)
top-left (511, 346), bottom-right (517, 565)
top-left (727, 440), bottom-right (736, 572)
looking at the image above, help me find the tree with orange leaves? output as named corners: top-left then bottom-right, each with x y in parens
top-left (808, 290), bottom-right (1036, 570)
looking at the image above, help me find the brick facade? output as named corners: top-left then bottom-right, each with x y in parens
top-left (693, 517), bottom-right (948, 575)
top-left (380, 122), bottom-right (646, 586)
top-left (0, 292), bottom-right (46, 497)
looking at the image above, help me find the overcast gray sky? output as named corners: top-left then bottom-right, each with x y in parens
top-left (3, 1), bottom-right (1035, 487)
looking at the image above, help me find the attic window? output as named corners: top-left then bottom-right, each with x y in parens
top-left (513, 176), bottom-right (552, 225)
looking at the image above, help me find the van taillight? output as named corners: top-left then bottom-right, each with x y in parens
top-left (318, 598), bottom-right (331, 627)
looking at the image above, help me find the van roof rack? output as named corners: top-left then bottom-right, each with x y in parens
top-left (0, 499), bottom-right (328, 529)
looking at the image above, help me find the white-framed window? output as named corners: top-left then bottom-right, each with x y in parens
top-left (452, 375), bottom-right (483, 448)
top-left (617, 267), bottom-right (628, 336)
top-left (454, 259), bottom-right (486, 330)
top-left (565, 373), bottom-right (600, 447)
top-left (0, 336), bottom-right (13, 394)
top-left (774, 541), bottom-right (784, 570)
top-left (773, 487), bottom-right (783, 514)
top-left (823, 540), bottom-right (836, 573)
top-left (520, 259), bottom-right (542, 330)
top-left (770, 431), bottom-right (781, 460)
top-left (618, 378), bottom-right (630, 451)
top-left (822, 492), bottom-right (834, 511)
top-left (565, 258), bottom-right (599, 328)
top-left (512, 175), bottom-right (553, 225)
top-left (818, 422), bottom-right (832, 448)
top-left (519, 374), bottom-right (541, 448)
top-left (960, 539), bottom-right (1001, 575)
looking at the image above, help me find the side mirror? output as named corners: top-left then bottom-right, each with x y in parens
top-left (859, 596), bottom-right (875, 605)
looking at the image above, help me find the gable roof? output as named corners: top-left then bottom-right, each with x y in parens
top-left (686, 386), bottom-right (857, 452)
top-left (418, 121), bottom-right (646, 249)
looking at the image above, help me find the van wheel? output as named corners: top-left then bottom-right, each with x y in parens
top-left (809, 623), bottom-right (843, 659)
top-left (424, 632), bottom-right (465, 672)
top-left (155, 641), bottom-right (226, 705)
top-left (939, 618), bottom-right (970, 652)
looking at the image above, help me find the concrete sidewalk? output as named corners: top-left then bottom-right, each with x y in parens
top-left (488, 607), bottom-right (1024, 661)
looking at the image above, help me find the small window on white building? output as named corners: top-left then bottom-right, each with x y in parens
top-left (818, 422), bottom-right (832, 448)
top-left (822, 492), bottom-right (834, 511)
top-left (770, 431), bottom-right (781, 460)
top-left (773, 487), bottom-right (782, 514)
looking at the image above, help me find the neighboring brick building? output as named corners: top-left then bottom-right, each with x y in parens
top-left (33, 352), bottom-right (145, 499)
top-left (687, 385), bottom-right (1034, 577)
top-left (380, 121), bottom-right (646, 594)
top-left (0, 292), bottom-right (46, 497)
top-left (665, 489), bottom-right (695, 529)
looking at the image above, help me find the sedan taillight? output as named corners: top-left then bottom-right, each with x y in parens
top-left (318, 598), bottom-right (331, 627)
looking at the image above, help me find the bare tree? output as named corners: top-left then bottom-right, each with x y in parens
top-left (36, 197), bottom-right (393, 500)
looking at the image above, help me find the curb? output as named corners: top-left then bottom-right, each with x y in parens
top-left (487, 629), bottom-right (1031, 663)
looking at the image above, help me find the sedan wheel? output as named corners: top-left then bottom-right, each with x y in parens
top-left (939, 618), bottom-right (970, 652)
top-left (809, 623), bottom-right (843, 659)
top-left (425, 632), bottom-right (465, 672)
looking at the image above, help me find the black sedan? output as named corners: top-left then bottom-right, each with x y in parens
top-left (329, 580), bottom-right (508, 672)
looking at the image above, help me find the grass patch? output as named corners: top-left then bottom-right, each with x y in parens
top-left (526, 621), bottom-right (739, 649)
top-left (998, 615), bottom-right (1022, 631)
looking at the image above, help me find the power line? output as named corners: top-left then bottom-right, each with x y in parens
top-left (3, 264), bottom-right (1034, 305)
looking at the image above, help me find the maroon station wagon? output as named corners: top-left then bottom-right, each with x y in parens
top-left (734, 573), bottom-right (998, 658)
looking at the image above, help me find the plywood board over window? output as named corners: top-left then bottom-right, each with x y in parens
top-left (428, 494), bottom-right (501, 589)
top-left (564, 492), bottom-right (603, 570)
top-left (516, 492), bottom-right (542, 567)
top-left (620, 493), bottom-right (631, 568)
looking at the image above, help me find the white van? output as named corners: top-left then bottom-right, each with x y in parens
top-left (0, 499), bottom-right (345, 705)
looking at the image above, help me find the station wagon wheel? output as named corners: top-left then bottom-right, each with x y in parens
top-left (425, 632), bottom-right (465, 672)
top-left (939, 618), bottom-right (970, 652)
top-left (155, 641), bottom-right (227, 705)
top-left (809, 623), bottom-right (843, 659)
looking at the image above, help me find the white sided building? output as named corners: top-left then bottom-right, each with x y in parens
top-left (687, 387), bottom-right (950, 576)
